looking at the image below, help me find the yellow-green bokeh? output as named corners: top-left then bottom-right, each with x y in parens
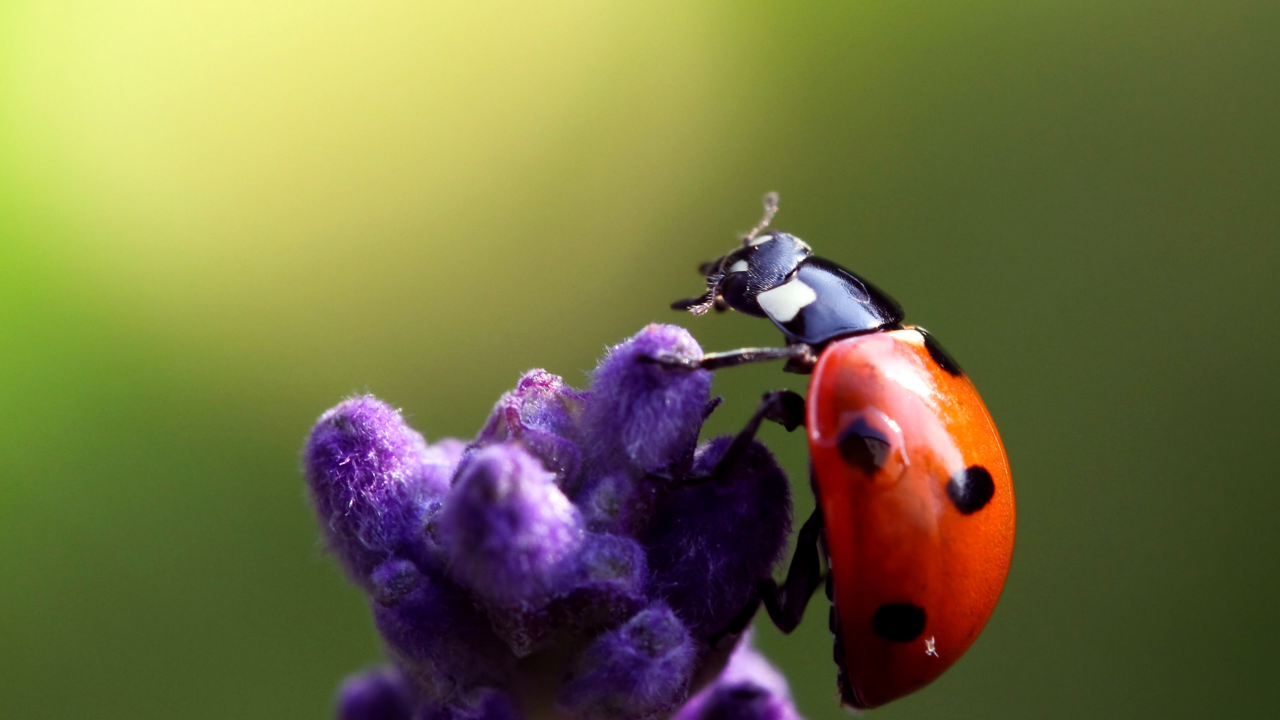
top-left (2, 2), bottom-right (1277, 718)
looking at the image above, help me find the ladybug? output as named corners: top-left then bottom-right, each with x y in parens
top-left (654, 194), bottom-right (1014, 709)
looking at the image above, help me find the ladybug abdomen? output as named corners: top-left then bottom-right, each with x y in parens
top-left (806, 328), bottom-right (1015, 709)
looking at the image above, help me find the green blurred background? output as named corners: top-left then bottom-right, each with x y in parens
top-left (2, 2), bottom-right (1277, 718)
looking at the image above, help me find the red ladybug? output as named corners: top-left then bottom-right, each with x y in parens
top-left (658, 194), bottom-right (1014, 709)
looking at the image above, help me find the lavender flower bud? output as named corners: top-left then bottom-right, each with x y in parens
top-left (415, 689), bottom-right (523, 720)
top-left (439, 443), bottom-right (585, 607)
top-left (486, 532), bottom-right (649, 658)
top-left (569, 533), bottom-right (649, 615)
top-left (337, 666), bottom-right (417, 720)
top-left (581, 324), bottom-right (712, 475)
top-left (643, 436), bottom-right (792, 639)
top-left (477, 369), bottom-right (585, 483)
top-left (305, 396), bottom-right (457, 581)
top-left (373, 566), bottom-right (513, 704)
top-left (557, 603), bottom-right (698, 720)
top-left (556, 535), bottom-right (655, 640)
top-left (576, 469), bottom-right (669, 539)
top-left (421, 438), bottom-right (467, 493)
top-left (370, 558), bottom-right (425, 607)
top-left (672, 634), bottom-right (803, 720)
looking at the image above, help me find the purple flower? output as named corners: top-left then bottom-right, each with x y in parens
top-left (440, 443), bottom-right (585, 608)
top-left (642, 437), bottom-right (792, 639)
top-left (304, 396), bottom-right (459, 583)
top-left (580, 324), bottom-right (712, 476)
top-left (307, 324), bottom-right (808, 720)
top-left (416, 688), bottom-right (523, 720)
top-left (671, 633), bottom-right (803, 720)
top-left (557, 603), bottom-right (697, 720)
top-left (337, 666), bottom-right (417, 720)
top-left (476, 370), bottom-right (585, 483)
top-left (372, 561), bottom-right (514, 704)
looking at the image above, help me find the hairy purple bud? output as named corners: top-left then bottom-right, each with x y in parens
top-left (485, 533), bottom-right (649, 657)
top-left (374, 567), bottom-right (513, 704)
top-left (440, 443), bottom-right (585, 607)
top-left (643, 437), bottom-right (792, 639)
top-left (575, 471), bottom-right (663, 538)
top-left (421, 438), bottom-right (467, 494)
top-left (582, 324), bottom-right (712, 475)
top-left (673, 635), bottom-right (803, 720)
top-left (337, 666), bottom-right (417, 720)
top-left (477, 370), bottom-right (585, 483)
top-left (370, 559), bottom-right (425, 608)
top-left (556, 533), bottom-right (651, 634)
top-left (415, 689), bottom-right (524, 720)
top-left (305, 396), bottom-right (457, 581)
top-left (557, 603), bottom-right (698, 720)
top-left (571, 533), bottom-right (648, 609)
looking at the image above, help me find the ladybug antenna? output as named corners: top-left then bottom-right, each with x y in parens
top-left (743, 191), bottom-right (780, 244)
top-left (673, 256), bottom-right (729, 316)
top-left (673, 193), bottom-right (779, 316)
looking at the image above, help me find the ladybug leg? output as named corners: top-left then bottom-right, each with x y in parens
top-left (709, 389), bottom-right (805, 479)
top-left (642, 344), bottom-right (816, 372)
top-left (708, 593), bottom-right (762, 649)
top-left (759, 506), bottom-right (826, 634)
top-left (670, 390), bottom-right (805, 488)
top-left (708, 507), bottom-right (825, 644)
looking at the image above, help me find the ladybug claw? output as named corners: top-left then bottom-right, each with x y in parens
top-left (760, 507), bottom-right (825, 635)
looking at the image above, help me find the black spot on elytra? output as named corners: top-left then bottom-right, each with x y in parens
top-left (871, 602), bottom-right (927, 643)
top-left (947, 465), bottom-right (995, 514)
top-left (918, 328), bottom-right (963, 376)
top-left (837, 416), bottom-right (890, 474)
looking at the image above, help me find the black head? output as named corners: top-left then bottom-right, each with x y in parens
top-left (673, 195), bottom-right (905, 346)
top-left (676, 231), bottom-right (815, 318)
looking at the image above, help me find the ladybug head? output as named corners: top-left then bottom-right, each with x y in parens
top-left (673, 193), bottom-right (814, 317)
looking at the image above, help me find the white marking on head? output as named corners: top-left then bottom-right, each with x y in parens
top-left (727, 260), bottom-right (749, 274)
top-left (757, 277), bottom-right (817, 322)
top-left (747, 233), bottom-right (774, 247)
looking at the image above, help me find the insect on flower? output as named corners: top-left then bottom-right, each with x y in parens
top-left (656, 193), bottom-right (1016, 709)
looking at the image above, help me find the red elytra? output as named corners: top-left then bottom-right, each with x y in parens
top-left (807, 328), bottom-right (1015, 708)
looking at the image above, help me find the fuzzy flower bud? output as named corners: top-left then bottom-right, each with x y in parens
top-left (305, 396), bottom-right (459, 582)
top-left (372, 563), bottom-right (513, 704)
top-left (581, 324), bottom-right (712, 475)
top-left (306, 324), bottom-right (809, 720)
top-left (337, 666), bottom-right (417, 720)
top-left (477, 370), bottom-right (585, 483)
top-left (671, 633), bottom-right (803, 720)
top-left (557, 603), bottom-right (697, 720)
top-left (440, 443), bottom-right (585, 608)
top-left (417, 689), bottom-right (523, 720)
top-left (642, 437), bottom-right (792, 639)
